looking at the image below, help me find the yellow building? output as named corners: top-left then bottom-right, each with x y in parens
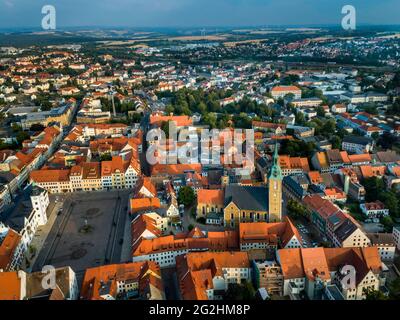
top-left (268, 146), bottom-right (283, 222)
top-left (196, 189), bottom-right (225, 218)
top-left (223, 145), bottom-right (283, 228)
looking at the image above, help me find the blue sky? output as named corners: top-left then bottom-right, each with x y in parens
top-left (0, 0), bottom-right (400, 29)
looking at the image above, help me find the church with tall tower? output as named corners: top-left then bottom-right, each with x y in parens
top-left (219, 144), bottom-right (284, 229)
top-left (268, 144), bottom-right (283, 222)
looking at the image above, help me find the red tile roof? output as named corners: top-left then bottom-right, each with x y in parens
top-left (0, 272), bottom-right (22, 300)
top-left (197, 189), bottom-right (224, 206)
top-left (0, 229), bottom-right (21, 271)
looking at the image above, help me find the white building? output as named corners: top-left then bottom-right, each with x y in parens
top-left (393, 226), bottom-right (400, 250)
top-left (176, 252), bottom-right (252, 300)
top-left (367, 233), bottom-right (396, 262)
top-left (360, 201), bottom-right (389, 218)
top-left (342, 136), bottom-right (374, 154)
top-left (277, 247), bottom-right (384, 300)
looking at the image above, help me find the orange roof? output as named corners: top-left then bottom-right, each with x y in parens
top-left (279, 155), bottom-right (310, 171)
top-left (239, 217), bottom-right (301, 247)
top-left (301, 248), bottom-right (331, 281)
top-left (364, 201), bottom-right (386, 211)
top-left (101, 156), bottom-right (127, 176)
top-left (82, 162), bottom-right (101, 179)
top-left (150, 114), bottom-right (193, 127)
top-left (348, 153), bottom-right (372, 163)
top-left (278, 247), bottom-right (382, 283)
top-left (151, 163), bottom-right (202, 176)
top-left (0, 229), bottom-right (22, 271)
top-left (80, 261), bottom-right (163, 300)
top-left (136, 177), bottom-right (157, 197)
top-left (176, 252), bottom-right (250, 300)
top-left (303, 195), bottom-right (341, 219)
top-left (391, 166), bottom-right (400, 177)
top-left (324, 187), bottom-right (346, 199)
top-left (252, 121), bottom-right (287, 130)
top-left (271, 85), bottom-right (301, 92)
top-left (30, 169), bottom-right (70, 183)
top-left (340, 151), bottom-right (351, 163)
top-left (308, 171), bottom-right (323, 184)
top-left (132, 214), bottom-right (162, 244)
top-left (197, 189), bottom-right (224, 206)
top-left (132, 229), bottom-right (238, 257)
top-left (316, 152), bottom-right (328, 168)
top-left (130, 197), bottom-right (161, 213)
top-left (359, 165), bottom-right (386, 179)
top-left (0, 272), bottom-right (22, 300)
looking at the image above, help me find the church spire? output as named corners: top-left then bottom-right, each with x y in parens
top-left (269, 143), bottom-right (282, 180)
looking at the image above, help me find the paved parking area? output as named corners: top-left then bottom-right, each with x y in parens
top-left (293, 218), bottom-right (325, 248)
top-left (33, 191), bottom-right (131, 280)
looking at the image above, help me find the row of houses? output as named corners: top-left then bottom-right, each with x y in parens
top-left (0, 186), bottom-right (49, 272)
top-left (0, 125), bottom-right (63, 213)
top-left (29, 155), bottom-right (141, 193)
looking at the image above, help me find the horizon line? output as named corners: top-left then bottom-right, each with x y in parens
top-left (1, 23), bottom-right (400, 32)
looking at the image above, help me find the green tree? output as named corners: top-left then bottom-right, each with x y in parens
top-left (330, 135), bottom-right (342, 149)
top-left (287, 200), bottom-right (311, 220)
top-left (364, 288), bottom-right (389, 300)
top-left (225, 282), bottom-right (256, 300)
top-left (389, 277), bottom-right (400, 300)
top-left (381, 216), bottom-right (394, 233)
top-left (100, 153), bottom-right (112, 162)
top-left (363, 177), bottom-right (385, 202)
top-left (178, 186), bottom-right (196, 207)
top-left (161, 120), bottom-right (174, 139)
top-left (203, 113), bottom-right (218, 129)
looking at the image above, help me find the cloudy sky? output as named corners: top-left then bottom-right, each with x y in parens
top-left (0, 0), bottom-right (399, 29)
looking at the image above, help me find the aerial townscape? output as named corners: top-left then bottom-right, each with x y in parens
top-left (2, 22), bottom-right (400, 302)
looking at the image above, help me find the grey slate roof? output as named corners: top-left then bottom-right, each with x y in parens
top-left (224, 185), bottom-right (269, 212)
top-left (342, 135), bottom-right (373, 146)
top-left (334, 219), bottom-right (358, 242)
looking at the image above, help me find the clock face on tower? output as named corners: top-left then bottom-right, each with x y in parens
top-left (273, 181), bottom-right (278, 190)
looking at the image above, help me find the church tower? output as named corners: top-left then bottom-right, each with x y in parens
top-left (268, 144), bottom-right (283, 222)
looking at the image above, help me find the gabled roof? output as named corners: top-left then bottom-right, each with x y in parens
top-left (151, 163), bottom-right (202, 176)
top-left (80, 261), bottom-right (164, 300)
top-left (308, 171), bottom-right (323, 184)
top-left (278, 247), bottom-right (382, 285)
top-left (334, 218), bottom-right (358, 242)
top-left (150, 114), bottom-right (193, 127)
top-left (131, 214), bottom-right (162, 245)
top-left (197, 189), bottom-right (224, 206)
top-left (0, 229), bottom-right (22, 271)
top-left (239, 217), bottom-right (302, 247)
top-left (135, 176), bottom-right (157, 197)
top-left (130, 198), bottom-right (161, 214)
top-left (132, 229), bottom-right (238, 257)
top-left (224, 185), bottom-right (268, 212)
top-left (271, 85), bottom-right (301, 92)
top-left (30, 169), bottom-right (71, 183)
top-left (176, 252), bottom-right (250, 300)
top-left (0, 271), bottom-right (22, 300)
